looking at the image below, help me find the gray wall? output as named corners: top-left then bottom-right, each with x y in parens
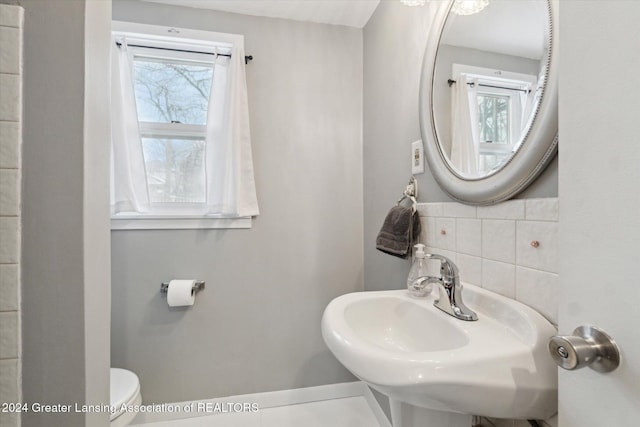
top-left (4, 0), bottom-right (112, 426)
top-left (111, 0), bottom-right (363, 404)
top-left (362, 0), bottom-right (558, 293)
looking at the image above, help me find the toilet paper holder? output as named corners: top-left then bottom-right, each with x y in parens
top-left (160, 280), bottom-right (206, 294)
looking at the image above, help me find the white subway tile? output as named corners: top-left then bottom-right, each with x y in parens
top-left (418, 218), bottom-right (428, 246)
top-left (516, 221), bottom-right (559, 273)
top-left (477, 200), bottom-right (525, 220)
top-left (482, 259), bottom-right (516, 299)
top-left (422, 216), bottom-right (436, 248)
top-left (0, 217), bottom-right (19, 263)
top-left (435, 217), bottom-right (456, 251)
top-left (442, 203), bottom-right (476, 218)
top-left (0, 407), bottom-right (18, 427)
top-left (432, 200), bottom-right (558, 330)
top-left (0, 358), bottom-right (19, 427)
top-left (0, 311), bottom-right (18, 359)
top-left (525, 198), bottom-right (559, 221)
top-left (457, 254), bottom-right (482, 286)
top-left (0, 121), bottom-right (21, 169)
top-left (516, 267), bottom-right (558, 325)
top-left (0, 74), bottom-right (21, 122)
top-left (0, 5), bottom-right (23, 28)
top-left (420, 202), bottom-right (443, 217)
top-left (0, 10), bottom-right (21, 425)
top-left (482, 219), bottom-right (516, 263)
top-left (0, 264), bottom-right (18, 312)
top-left (456, 218), bottom-right (481, 256)
top-left (0, 26), bottom-right (20, 75)
top-left (0, 169), bottom-right (19, 216)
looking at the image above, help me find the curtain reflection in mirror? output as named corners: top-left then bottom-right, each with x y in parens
top-left (450, 74), bottom-right (480, 177)
top-left (450, 67), bottom-right (539, 177)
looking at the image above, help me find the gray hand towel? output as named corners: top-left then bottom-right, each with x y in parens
top-left (376, 205), bottom-right (422, 259)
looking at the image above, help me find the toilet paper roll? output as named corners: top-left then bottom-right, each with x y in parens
top-left (167, 279), bottom-right (196, 307)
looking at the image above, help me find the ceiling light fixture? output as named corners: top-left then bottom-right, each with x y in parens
top-left (451, 0), bottom-right (489, 15)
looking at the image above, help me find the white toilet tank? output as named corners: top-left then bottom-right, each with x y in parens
top-left (110, 368), bottom-right (142, 427)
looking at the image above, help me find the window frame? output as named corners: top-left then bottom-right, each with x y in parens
top-left (111, 21), bottom-right (250, 230)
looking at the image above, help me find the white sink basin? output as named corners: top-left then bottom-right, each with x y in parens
top-left (321, 284), bottom-right (558, 420)
top-left (344, 296), bottom-right (469, 353)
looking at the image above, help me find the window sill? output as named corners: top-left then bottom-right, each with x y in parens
top-left (111, 215), bottom-right (252, 230)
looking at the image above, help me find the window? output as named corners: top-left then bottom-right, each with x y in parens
top-left (452, 64), bottom-right (537, 174)
top-left (476, 85), bottom-right (522, 172)
top-left (477, 92), bottom-right (510, 144)
top-left (111, 22), bottom-right (259, 230)
top-left (133, 50), bottom-right (213, 206)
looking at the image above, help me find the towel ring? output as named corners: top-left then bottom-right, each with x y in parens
top-left (397, 176), bottom-right (418, 212)
top-left (405, 176), bottom-right (418, 199)
top-left (397, 176), bottom-right (418, 203)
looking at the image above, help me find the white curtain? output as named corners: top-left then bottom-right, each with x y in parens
top-left (110, 40), bottom-right (259, 217)
top-left (519, 81), bottom-right (536, 134)
top-left (205, 46), bottom-right (260, 217)
top-left (450, 74), bottom-right (480, 177)
top-left (111, 38), bottom-right (149, 214)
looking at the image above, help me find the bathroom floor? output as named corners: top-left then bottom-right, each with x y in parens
top-left (130, 396), bottom-right (383, 427)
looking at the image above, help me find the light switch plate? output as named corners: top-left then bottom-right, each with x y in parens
top-left (411, 140), bottom-right (424, 174)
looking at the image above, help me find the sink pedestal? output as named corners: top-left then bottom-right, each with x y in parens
top-left (390, 400), bottom-right (472, 427)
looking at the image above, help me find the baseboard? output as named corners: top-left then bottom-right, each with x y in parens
top-left (131, 381), bottom-right (369, 424)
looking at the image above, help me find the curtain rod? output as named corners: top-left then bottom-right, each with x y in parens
top-left (115, 41), bottom-right (254, 64)
top-left (447, 79), bottom-right (529, 93)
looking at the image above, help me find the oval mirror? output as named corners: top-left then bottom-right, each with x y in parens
top-left (419, 0), bottom-right (558, 204)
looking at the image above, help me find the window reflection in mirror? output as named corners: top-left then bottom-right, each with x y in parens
top-left (432, 0), bottom-right (549, 179)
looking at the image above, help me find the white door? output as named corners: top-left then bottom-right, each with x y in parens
top-left (558, 1), bottom-right (640, 425)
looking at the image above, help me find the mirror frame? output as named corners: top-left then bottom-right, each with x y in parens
top-left (419, 0), bottom-right (558, 205)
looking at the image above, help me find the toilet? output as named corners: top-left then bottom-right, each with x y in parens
top-left (110, 368), bottom-right (142, 427)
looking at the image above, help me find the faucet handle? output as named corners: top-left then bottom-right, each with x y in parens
top-left (425, 253), bottom-right (458, 278)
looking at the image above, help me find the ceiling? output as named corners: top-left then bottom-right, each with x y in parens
top-left (141, 0), bottom-right (381, 28)
top-left (139, 1), bottom-right (546, 58)
top-left (441, 0), bottom-right (548, 60)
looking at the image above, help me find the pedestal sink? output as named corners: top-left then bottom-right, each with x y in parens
top-left (321, 284), bottom-right (557, 426)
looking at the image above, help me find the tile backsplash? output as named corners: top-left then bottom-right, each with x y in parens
top-left (417, 198), bottom-right (559, 325)
top-left (418, 198), bottom-right (559, 427)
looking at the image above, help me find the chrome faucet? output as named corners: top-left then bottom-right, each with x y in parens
top-left (410, 254), bottom-right (478, 321)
